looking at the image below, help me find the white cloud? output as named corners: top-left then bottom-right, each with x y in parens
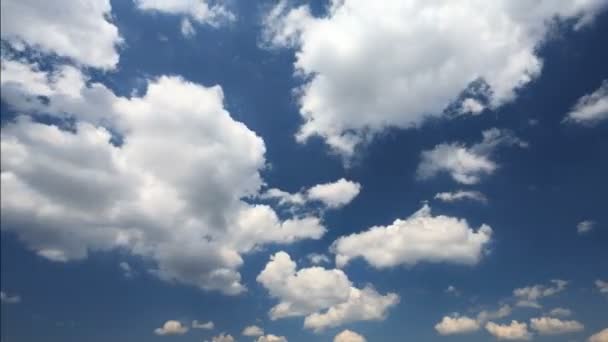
top-left (154, 320), bottom-right (188, 335)
top-left (577, 220), bottom-right (596, 234)
top-left (460, 98), bottom-right (486, 115)
top-left (0, 0), bottom-right (121, 69)
top-left (119, 262), bottom-right (135, 278)
top-left (181, 18), bottom-right (196, 38)
top-left (564, 80), bottom-right (608, 125)
top-left (548, 307), bottom-right (572, 317)
top-left (242, 325), bottom-right (264, 337)
top-left (476, 305), bottom-right (513, 324)
top-left (530, 317), bottom-right (584, 335)
top-left (589, 328), bottom-right (608, 342)
top-left (334, 329), bottom-right (367, 342)
top-left (596, 280), bottom-right (608, 294)
top-left (193, 320), bottom-right (214, 330)
top-left (513, 280), bottom-right (568, 308)
top-left (445, 285), bottom-right (460, 296)
top-left (417, 128), bottom-right (526, 184)
top-left (331, 204), bottom-right (492, 268)
top-left (211, 333), bottom-right (235, 342)
top-left (485, 321), bottom-right (532, 340)
top-left (0, 65), bottom-right (327, 295)
top-left (134, 0), bottom-right (234, 28)
top-left (261, 178), bottom-right (361, 209)
top-left (256, 335), bottom-right (288, 342)
top-left (263, 0), bottom-right (606, 155)
top-left (435, 190), bottom-right (488, 203)
top-left (435, 315), bottom-right (480, 335)
top-left (0, 291), bottom-right (21, 304)
top-left (257, 251), bottom-right (398, 331)
top-left (307, 253), bottom-right (330, 265)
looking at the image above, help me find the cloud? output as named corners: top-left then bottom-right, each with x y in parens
top-left (460, 98), bottom-right (486, 115)
top-left (564, 80), bottom-right (608, 125)
top-left (242, 325), bottom-right (264, 337)
top-left (154, 320), bottom-right (188, 335)
top-left (181, 18), bottom-right (196, 38)
top-left (577, 220), bottom-right (596, 234)
top-left (0, 0), bottom-right (121, 69)
top-left (476, 305), bottom-right (513, 324)
top-left (257, 251), bottom-right (398, 331)
top-left (589, 328), bottom-right (608, 342)
top-left (485, 321), bottom-right (532, 340)
top-left (211, 333), bottom-right (235, 342)
top-left (417, 128), bottom-right (526, 184)
top-left (547, 307), bottom-right (572, 317)
top-left (596, 280), bottom-right (608, 294)
top-left (261, 178), bottom-right (361, 209)
top-left (0, 65), bottom-right (327, 295)
top-left (307, 253), bottom-right (330, 265)
top-left (134, 0), bottom-right (234, 29)
top-left (256, 335), bottom-right (288, 342)
top-left (435, 315), bottom-right (480, 335)
top-left (193, 320), bottom-right (214, 330)
top-left (262, 0), bottom-right (606, 155)
top-left (513, 280), bottom-right (568, 308)
top-left (331, 204), bottom-right (492, 268)
top-left (530, 317), bottom-right (584, 335)
top-left (334, 329), bottom-right (366, 342)
top-left (119, 262), bottom-right (135, 278)
top-left (434, 190), bottom-right (488, 203)
top-left (0, 291), bottom-right (21, 304)
top-left (445, 285), bottom-right (460, 296)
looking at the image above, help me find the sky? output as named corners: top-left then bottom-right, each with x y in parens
top-left (1, 1), bottom-right (608, 342)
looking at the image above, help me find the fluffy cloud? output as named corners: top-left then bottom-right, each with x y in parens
top-left (530, 317), bottom-right (584, 335)
top-left (307, 253), bottom-right (330, 265)
top-left (564, 80), bottom-right (608, 125)
top-left (476, 305), bottom-right (513, 324)
top-left (331, 204), bottom-right (492, 268)
top-left (154, 320), bottom-right (188, 335)
top-left (577, 220), bottom-right (596, 234)
top-left (256, 335), bottom-right (288, 342)
top-left (417, 128), bottom-right (526, 184)
top-left (0, 63), bottom-right (328, 294)
top-left (513, 280), bottom-right (568, 308)
top-left (211, 333), bottom-right (235, 342)
top-left (589, 328), bottom-right (608, 342)
top-left (434, 190), bottom-right (488, 203)
top-left (263, 0), bottom-right (607, 155)
top-left (485, 321), bottom-right (532, 340)
top-left (134, 0), bottom-right (234, 28)
top-left (261, 178), bottom-right (361, 209)
top-left (257, 251), bottom-right (398, 331)
top-left (0, 291), bottom-right (21, 304)
top-left (193, 320), bottom-right (214, 330)
top-left (596, 280), bottom-right (608, 294)
top-left (242, 325), bottom-right (264, 337)
top-left (435, 315), bottom-right (480, 335)
top-left (334, 329), bottom-right (367, 342)
top-left (0, 0), bottom-right (121, 69)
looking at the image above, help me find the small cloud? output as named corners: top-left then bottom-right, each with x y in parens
top-left (577, 220), bottom-right (596, 234)
top-left (596, 280), bottom-right (608, 295)
top-left (211, 333), bottom-right (235, 342)
top-left (334, 329), bottom-right (367, 342)
top-left (307, 253), bottom-right (330, 265)
top-left (513, 279), bottom-right (568, 308)
top-left (485, 320), bottom-right (532, 340)
top-left (119, 262), bottom-right (135, 278)
top-left (445, 285), bottom-right (460, 296)
top-left (181, 18), bottom-right (196, 38)
top-left (530, 316), bottom-right (584, 335)
top-left (547, 307), bottom-right (572, 317)
top-left (434, 190), bottom-right (488, 203)
top-left (154, 320), bottom-right (188, 335)
top-left (0, 291), bottom-right (21, 304)
top-left (193, 320), bottom-right (214, 329)
top-left (435, 314), bottom-right (480, 335)
top-left (242, 325), bottom-right (264, 336)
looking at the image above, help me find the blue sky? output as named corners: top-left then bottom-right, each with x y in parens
top-left (1, 1), bottom-right (607, 342)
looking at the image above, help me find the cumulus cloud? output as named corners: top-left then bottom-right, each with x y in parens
top-left (256, 334), bottom-right (288, 342)
top-left (589, 328), bottom-right (608, 342)
top-left (0, 64), bottom-right (327, 295)
top-left (331, 204), bottom-right (492, 268)
top-left (460, 98), bottom-right (486, 115)
top-left (334, 329), bottom-right (366, 342)
top-left (261, 178), bottom-right (361, 209)
top-left (485, 321), bottom-right (532, 340)
top-left (257, 251), bottom-right (398, 331)
top-left (434, 190), bottom-right (488, 203)
top-left (530, 317), bottom-right (584, 335)
top-left (134, 0), bottom-right (234, 29)
top-left (564, 80), bottom-right (608, 125)
top-left (596, 280), bottom-right (608, 294)
top-left (0, 291), bottom-right (21, 304)
top-left (211, 333), bottom-right (235, 342)
top-left (193, 320), bottom-right (214, 330)
top-left (0, 0), bottom-right (121, 69)
top-left (154, 320), bottom-right (188, 335)
top-left (577, 220), bottom-right (596, 234)
top-left (417, 128), bottom-right (526, 184)
top-left (262, 0), bottom-right (607, 155)
top-left (513, 280), bottom-right (568, 308)
top-left (476, 305), bottom-right (513, 324)
top-left (242, 325), bottom-right (264, 337)
top-left (307, 253), bottom-right (330, 265)
top-left (435, 315), bottom-right (480, 335)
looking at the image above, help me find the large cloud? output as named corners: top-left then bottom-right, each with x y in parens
top-left (257, 251), bottom-right (398, 331)
top-left (331, 204), bottom-right (492, 268)
top-left (0, 0), bottom-right (121, 69)
top-left (263, 0), bottom-right (607, 155)
top-left (0, 63), bottom-right (328, 294)
top-left (589, 328), bottom-right (608, 342)
top-left (564, 80), bottom-right (608, 125)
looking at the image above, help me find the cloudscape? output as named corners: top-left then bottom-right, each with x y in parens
top-left (1, 1), bottom-right (607, 341)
